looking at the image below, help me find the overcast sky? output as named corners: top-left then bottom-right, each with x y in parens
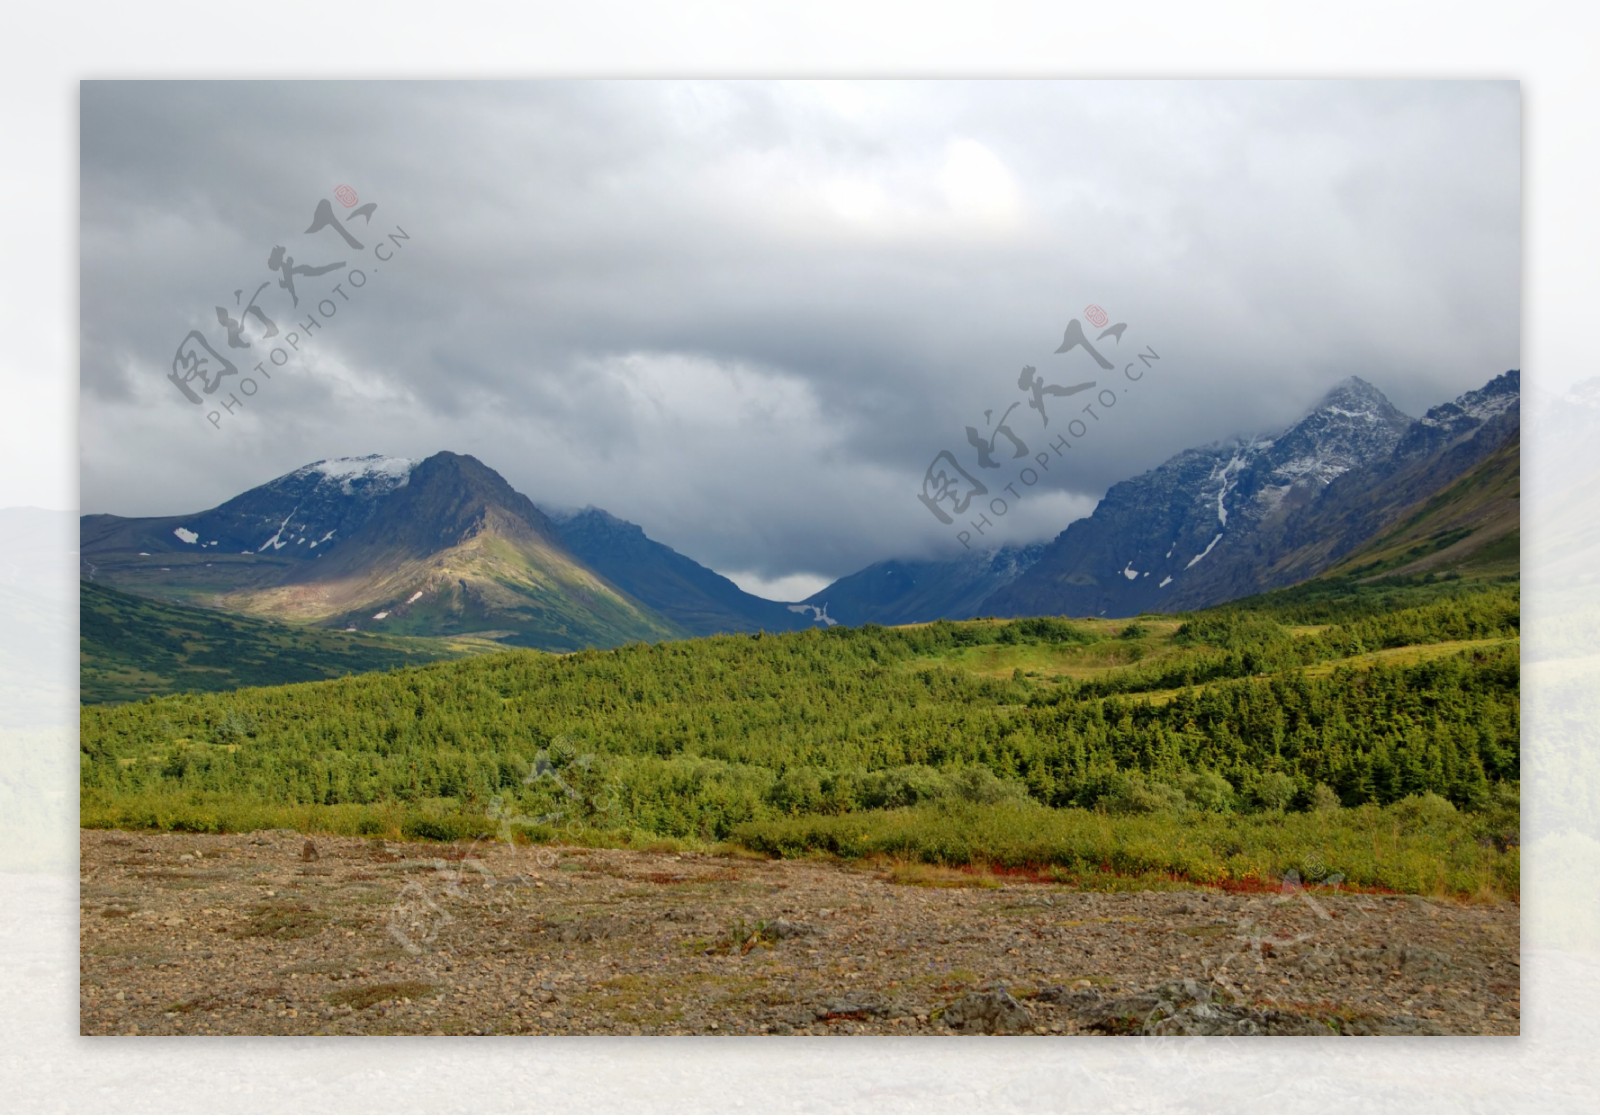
top-left (80, 80), bottom-right (1519, 599)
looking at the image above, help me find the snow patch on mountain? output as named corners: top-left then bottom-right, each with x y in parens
top-left (1257, 483), bottom-right (1294, 513)
top-left (1186, 533), bottom-right (1224, 569)
top-left (1273, 453), bottom-right (1352, 486)
top-left (297, 455), bottom-right (416, 496)
top-left (1208, 452), bottom-right (1250, 527)
top-left (257, 507), bottom-right (299, 552)
top-left (1421, 384), bottom-right (1519, 428)
top-left (173, 527), bottom-right (198, 544)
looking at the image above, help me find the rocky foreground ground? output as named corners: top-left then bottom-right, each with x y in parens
top-left (80, 829), bottom-right (1519, 1036)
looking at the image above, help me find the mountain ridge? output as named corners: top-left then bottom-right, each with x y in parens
top-left (800, 542), bottom-right (1045, 627)
top-left (79, 452), bottom-right (816, 652)
top-left (541, 505), bottom-right (813, 637)
top-left (80, 452), bottom-right (682, 651)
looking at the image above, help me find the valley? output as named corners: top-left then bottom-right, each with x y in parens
top-left (76, 370), bottom-right (1524, 1038)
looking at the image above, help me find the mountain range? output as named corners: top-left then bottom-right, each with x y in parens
top-left (983, 371), bottom-right (1518, 618)
top-left (79, 369), bottom-right (1519, 687)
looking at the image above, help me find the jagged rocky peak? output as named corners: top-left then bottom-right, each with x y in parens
top-left (1421, 369), bottom-right (1520, 431)
top-left (1262, 377), bottom-right (1412, 488)
top-left (406, 450), bottom-right (510, 491)
top-left (1316, 375), bottom-right (1398, 416)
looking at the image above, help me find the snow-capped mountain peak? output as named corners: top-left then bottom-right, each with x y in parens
top-left (295, 454), bottom-right (416, 496)
top-left (1314, 375), bottom-right (1395, 419)
top-left (1258, 379), bottom-right (1413, 490)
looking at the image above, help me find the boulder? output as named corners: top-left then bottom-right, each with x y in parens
top-left (940, 986), bottom-right (1034, 1035)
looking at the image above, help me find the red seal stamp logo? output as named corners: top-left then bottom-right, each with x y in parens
top-left (1084, 304), bottom-right (1109, 329)
top-left (334, 184), bottom-right (359, 208)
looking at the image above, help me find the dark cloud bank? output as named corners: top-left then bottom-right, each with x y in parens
top-left (80, 80), bottom-right (1519, 597)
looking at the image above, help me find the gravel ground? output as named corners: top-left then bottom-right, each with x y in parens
top-left (80, 829), bottom-right (1519, 1036)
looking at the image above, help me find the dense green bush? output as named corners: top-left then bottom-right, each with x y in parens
top-left (730, 800), bottom-right (1517, 897)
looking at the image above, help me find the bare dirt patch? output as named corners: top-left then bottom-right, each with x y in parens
top-left (80, 829), bottom-right (1518, 1036)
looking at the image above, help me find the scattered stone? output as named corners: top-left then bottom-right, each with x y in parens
top-left (1338, 1013), bottom-right (1446, 1036)
top-left (816, 995), bottom-right (893, 1021)
top-left (1026, 985), bottom-right (1105, 1012)
top-left (1086, 979), bottom-right (1330, 1036)
top-left (555, 918), bottom-right (622, 944)
top-left (939, 986), bottom-right (1033, 1035)
top-left (1365, 942), bottom-right (1452, 976)
top-left (767, 919), bottom-right (819, 940)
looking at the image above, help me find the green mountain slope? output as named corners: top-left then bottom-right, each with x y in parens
top-left (1320, 433), bottom-right (1519, 582)
top-left (80, 580), bottom-right (495, 705)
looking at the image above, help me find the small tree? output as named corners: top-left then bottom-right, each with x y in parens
top-left (1179, 770), bottom-right (1236, 813)
top-left (1309, 782), bottom-right (1343, 813)
top-left (1253, 771), bottom-right (1298, 812)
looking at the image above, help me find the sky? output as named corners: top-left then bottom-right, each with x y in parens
top-left (79, 80), bottom-right (1520, 599)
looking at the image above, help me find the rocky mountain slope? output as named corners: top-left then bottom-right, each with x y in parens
top-left (78, 370), bottom-right (1520, 653)
top-left (80, 452), bottom-right (826, 653)
top-left (1272, 373), bottom-right (1520, 586)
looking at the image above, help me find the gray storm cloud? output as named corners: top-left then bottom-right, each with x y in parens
top-left (80, 79), bottom-right (1519, 593)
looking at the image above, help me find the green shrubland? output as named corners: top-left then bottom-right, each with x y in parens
top-left (79, 580), bottom-right (1520, 897)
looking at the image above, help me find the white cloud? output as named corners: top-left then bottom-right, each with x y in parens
top-left (722, 570), bottom-right (831, 602)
